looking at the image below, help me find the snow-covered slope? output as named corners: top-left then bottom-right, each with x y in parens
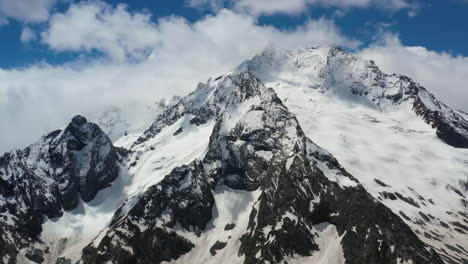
top-left (236, 46), bottom-right (468, 264)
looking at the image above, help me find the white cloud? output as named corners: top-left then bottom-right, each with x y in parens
top-left (188, 0), bottom-right (419, 16)
top-left (0, 0), bottom-right (56, 22)
top-left (42, 2), bottom-right (159, 62)
top-left (358, 34), bottom-right (468, 112)
top-left (20, 27), bottom-right (36, 43)
top-left (41, 2), bottom-right (359, 62)
top-left (0, 3), bottom-right (359, 153)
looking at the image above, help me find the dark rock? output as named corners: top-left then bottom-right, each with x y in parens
top-left (400, 211), bottom-right (412, 221)
top-left (25, 249), bottom-right (44, 263)
top-left (173, 127), bottom-right (183, 136)
top-left (419, 212), bottom-right (431, 222)
top-left (210, 241), bottom-right (227, 256)
top-left (451, 221), bottom-right (468, 232)
top-left (440, 221), bottom-right (450, 228)
top-left (395, 192), bottom-right (420, 208)
top-left (224, 223), bottom-right (236, 231)
top-left (446, 185), bottom-right (465, 198)
top-left (55, 257), bottom-right (72, 264)
top-left (374, 178), bottom-right (391, 187)
top-left (381, 191), bottom-right (397, 200)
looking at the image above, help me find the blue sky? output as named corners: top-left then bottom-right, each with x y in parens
top-left (0, 0), bottom-right (467, 153)
top-left (0, 0), bottom-right (467, 68)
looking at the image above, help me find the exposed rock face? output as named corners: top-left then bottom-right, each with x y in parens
top-left (81, 72), bottom-right (443, 264)
top-left (0, 115), bottom-right (122, 263)
top-left (412, 87), bottom-right (468, 148)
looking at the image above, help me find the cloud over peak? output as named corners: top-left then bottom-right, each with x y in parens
top-left (0, 2), bottom-right (360, 153)
top-left (39, 2), bottom-right (359, 62)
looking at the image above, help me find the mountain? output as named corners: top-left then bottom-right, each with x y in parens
top-left (1, 46), bottom-right (467, 264)
top-left (0, 116), bottom-right (123, 263)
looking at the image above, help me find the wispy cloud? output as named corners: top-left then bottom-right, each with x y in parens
top-left (20, 27), bottom-right (36, 43)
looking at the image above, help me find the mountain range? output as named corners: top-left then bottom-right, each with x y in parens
top-left (1, 46), bottom-right (467, 264)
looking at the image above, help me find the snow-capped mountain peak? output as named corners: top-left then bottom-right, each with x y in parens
top-left (236, 46), bottom-right (468, 149)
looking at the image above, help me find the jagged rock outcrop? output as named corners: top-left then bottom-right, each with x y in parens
top-left (81, 72), bottom-right (443, 264)
top-left (0, 115), bottom-right (122, 263)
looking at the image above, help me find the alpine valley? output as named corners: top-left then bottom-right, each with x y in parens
top-left (1, 47), bottom-right (467, 264)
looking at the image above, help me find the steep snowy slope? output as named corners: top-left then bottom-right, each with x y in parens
top-left (236, 47), bottom-right (468, 264)
top-left (81, 72), bottom-right (442, 264)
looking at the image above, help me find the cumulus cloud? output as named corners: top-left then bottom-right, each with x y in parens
top-left (188, 0), bottom-right (419, 16)
top-left (20, 27), bottom-right (36, 43)
top-left (42, 2), bottom-right (159, 62)
top-left (41, 2), bottom-right (359, 62)
top-left (358, 34), bottom-right (468, 112)
top-left (0, 3), bottom-right (359, 153)
top-left (0, 0), bottom-right (56, 22)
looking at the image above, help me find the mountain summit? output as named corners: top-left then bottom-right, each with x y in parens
top-left (1, 47), bottom-right (467, 264)
top-left (236, 46), bottom-right (468, 148)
